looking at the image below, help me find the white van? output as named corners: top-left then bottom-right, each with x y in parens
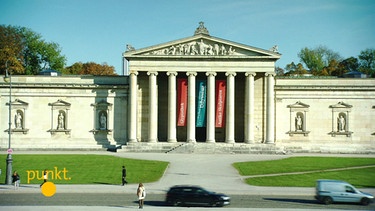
top-left (315, 179), bottom-right (374, 205)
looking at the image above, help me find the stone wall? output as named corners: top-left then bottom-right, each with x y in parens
top-left (275, 77), bottom-right (375, 153)
top-left (0, 75), bottom-right (128, 150)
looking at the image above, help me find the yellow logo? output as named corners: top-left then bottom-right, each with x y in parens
top-left (26, 167), bottom-right (71, 183)
top-left (41, 181), bottom-right (56, 197)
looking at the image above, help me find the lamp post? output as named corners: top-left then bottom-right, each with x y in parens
top-left (3, 60), bottom-right (13, 185)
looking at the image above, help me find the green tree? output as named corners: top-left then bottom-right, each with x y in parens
top-left (298, 46), bottom-right (342, 75)
top-left (0, 25), bottom-right (66, 75)
top-left (64, 62), bottom-right (117, 76)
top-left (358, 48), bottom-right (375, 77)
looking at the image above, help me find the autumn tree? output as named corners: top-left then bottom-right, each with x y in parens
top-left (0, 25), bottom-right (66, 75)
top-left (0, 25), bottom-right (24, 74)
top-left (284, 62), bottom-right (309, 76)
top-left (64, 62), bottom-right (117, 75)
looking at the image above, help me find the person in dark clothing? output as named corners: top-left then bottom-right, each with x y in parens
top-left (12, 171), bottom-right (20, 189)
top-left (122, 166), bottom-right (128, 185)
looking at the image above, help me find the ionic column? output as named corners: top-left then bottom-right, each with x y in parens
top-left (265, 73), bottom-right (276, 144)
top-left (128, 71), bottom-right (138, 143)
top-left (206, 72), bottom-right (216, 143)
top-left (245, 72), bottom-right (256, 143)
top-left (186, 72), bottom-right (197, 143)
top-left (225, 72), bottom-right (236, 143)
top-left (167, 71), bottom-right (178, 142)
top-left (147, 71), bottom-right (158, 142)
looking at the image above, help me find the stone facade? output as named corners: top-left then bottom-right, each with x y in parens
top-left (0, 76), bottom-right (128, 150)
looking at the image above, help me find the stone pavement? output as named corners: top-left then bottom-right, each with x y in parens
top-left (1, 151), bottom-right (374, 210)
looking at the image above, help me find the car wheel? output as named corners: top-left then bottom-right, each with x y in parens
top-left (360, 198), bottom-right (370, 206)
top-left (322, 196), bottom-right (333, 205)
top-left (173, 199), bottom-right (183, 206)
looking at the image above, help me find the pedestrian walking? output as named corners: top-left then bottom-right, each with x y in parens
top-left (137, 183), bottom-right (146, 209)
top-left (122, 166), bottom-right (128, 185)
top-left (40, 169), bottom-right (48, 187)
top-left (12, 171), bottom-right (20, 189)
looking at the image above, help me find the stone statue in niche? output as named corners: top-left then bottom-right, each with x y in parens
top-left (295, 114), bottom-right (303, 131)
top-left (15, 112), bottom-right (22, 129)
top-left (337, 114), bottom-right (346, 132)
top-left (100, 112), bottom-right (107, 130)
top-left (57, 112), bottom-right (65, 130)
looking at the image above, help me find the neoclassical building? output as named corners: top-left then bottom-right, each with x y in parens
top-left (1, 23), bottom-right (374, 153)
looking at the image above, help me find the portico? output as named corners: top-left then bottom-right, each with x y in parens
top-left (123, 23), bottom-right (281, 144)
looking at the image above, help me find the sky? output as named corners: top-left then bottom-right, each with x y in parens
top-left (1, 0), bottom-right (374, 75)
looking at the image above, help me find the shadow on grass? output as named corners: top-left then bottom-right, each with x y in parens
top-left (93, 182), bottom-right (114, 185)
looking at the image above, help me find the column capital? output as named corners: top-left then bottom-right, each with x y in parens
top-left (147, 71), bottom-right (158, 76)
top-left (265, 72), bottom-right (276, 77)
top-left (166, 71), bottom-right (178, 76)
top-left (225, 72), bottom-right (237, 77)
top-left (186, 71), bottom-right (197, 77)
top-left (129, 71), bottom-right (139, 76)
top-left (245, 72), bottom-right (256, 77)
top-left (205, 71), bottom-right (217, 77)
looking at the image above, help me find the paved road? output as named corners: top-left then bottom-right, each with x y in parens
top-left (1, 193), bottom-right (374, 210)
top-left (0, 151), bottom-right (374, 211)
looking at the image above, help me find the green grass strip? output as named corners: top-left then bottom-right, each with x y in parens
top-left (233, 157), bottom-right (375, 176)
top-left (245, 167), bottom-right (375, 188)
top-left (0, 154), bottom-right (169, 185)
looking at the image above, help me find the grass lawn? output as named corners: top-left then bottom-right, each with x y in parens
top-left (0, 154), bottom-right (169, 185)
top-left (245, 167), bottom-right (375, 188)
top-left (233, 157), bottom-right (375, 188)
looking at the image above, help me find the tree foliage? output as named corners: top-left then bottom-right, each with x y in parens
top-left (284, 62), bottom-right (309, 76)
top-left (0, 25), bottom-right (66, 75)
top-left (64, 62), bottom-right (117, 75)
top-left (286, 46), bottom-right (375, 78)
top-left (298, 46), bottom-right (342, 75)
top-left (358, 48), bottom-right (375, 77)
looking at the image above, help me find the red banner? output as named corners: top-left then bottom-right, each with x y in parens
top-left (215, 80), bottom-right (226, 127)
top-left (177, 78), bottom-right (188, 126)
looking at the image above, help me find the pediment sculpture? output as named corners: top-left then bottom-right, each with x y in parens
top-left (142, 39), bottom-right (237, 56)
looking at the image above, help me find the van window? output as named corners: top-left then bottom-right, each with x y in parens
top-left (345, 186), bottom-right (355, 193)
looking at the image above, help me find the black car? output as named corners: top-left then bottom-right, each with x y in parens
top-left (165, 185), bottom-right (230, 207)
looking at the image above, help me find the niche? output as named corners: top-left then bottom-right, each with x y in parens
top-left (287, 101), bottom-right (310, 136)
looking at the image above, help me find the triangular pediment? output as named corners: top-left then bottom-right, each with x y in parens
top-left (124, 34), bottom-right (280, 59)
top-left (329, 101), bottom-right (352, 108)
top-left (8, 99), bottom-right (29, 106)
top-left (287, 101), bottom-right (310, 108)
top-left (48, 99), bottom-right (71, 107)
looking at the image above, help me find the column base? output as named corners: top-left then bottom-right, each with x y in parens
top-left (225, 140), bottom-right (235, 144)
top-left (148, 138), bottom-right (158, 143)
top-left (265, 140), bottom-right (275, 144)
top-left (244, 140), bottom-right (254, 144)
top-left (206, 139), bottom-right (215, 143)
top-left (127, 139), bottom-right (138, 143)
top-left (167, 139), bottom-right (177, 143)
top-left (187, 139), bottom-right (196, 143)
